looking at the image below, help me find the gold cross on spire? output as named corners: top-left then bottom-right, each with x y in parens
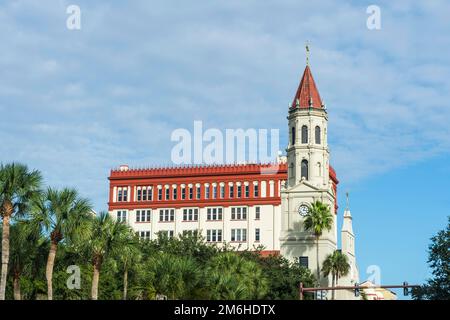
top-left (305, 41), bottom-right (310, 66)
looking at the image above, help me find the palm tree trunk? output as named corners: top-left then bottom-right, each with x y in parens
top-left (335, 272), bottom-right (339, 298)
top-left (123, 268), bottom-right (128, 300)
top-left (13, 273), bottom-right (21, 300)
top-left (46, 241), bottom-right (58, 300)
top-left (331, 273), bottom-right (336, 300)
top-left (316, 235), bottom-right (320, 286)
top-left (0, 214), bottom-right (11, 300)
top-left (91, 263), bottom-right (100, 300)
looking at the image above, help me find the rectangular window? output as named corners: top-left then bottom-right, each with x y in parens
top-left (299, 256), bottom-right (309, 268)
top-left (245, 185), bottom-right (249, 197)
top-left (118, 189), bottom-right (123, 202)
top-left (231, 207), bottom-right (247, 220)
top-left (254, 184), bottom-right (259, 197)
top-left (207, 207), bottom-right (223, 221)
top-left (255, 228), bottom-right (260, 242)
top-left (173, 187), bottom-right (177, 200)
top-left (148, 188), bottom-right (153, 201)
top-left (196, 186), bottom-right (201, 199)
top-left (206, 229), bottom-right (222, 242)
top-left (237, 185), bottom-right (242, 198)
top-left (143, 188), bottom-right (148, 201)
top-left (213, 185), bottom-right (217, 199)
top-left (220, 185), bottom-right (225, 198)
top-left (181, 188), bottom-right (186, 200)
top-left (189, 186), bottom-right (193, 200)
top-left (183, 208), bottom-right (198, 221)
top-left (205, 185), bottom-right (210, 199)
top-left (229, 185), bottom-right (234, 198)
top-left (159, 209), bottom-right (175, 222)
top-left (137, 189), bottom-right (142, 201)
top-left (139, 231), bottom-right (151, 240)
top-left (255, 206), bottom-right (261, 220)
top-left (123, 189), bottom-right (128, 202)
top-left (231, 228), bottom-right (247, 242)
top-left (158, 188), bottom-right (162, 201)
top-left (116, 210), bottom-right (127, 223)
top-left (136, 210), bottom-right (151, 222)
top-left (142, 188), bottom-right (147, 201)
top-left (165, 188), bottom-right (170, 200)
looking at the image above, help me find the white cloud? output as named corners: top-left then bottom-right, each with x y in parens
top-left (0, 0), bottom-right (449, 210)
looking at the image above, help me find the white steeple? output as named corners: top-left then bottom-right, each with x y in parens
top-left (337, 192), bottom-right (360, 299)
top-left (342, 192), bottom-right (354, 235)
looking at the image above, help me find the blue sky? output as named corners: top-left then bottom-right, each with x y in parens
top-left (1, 0), bottom-right (449, 298)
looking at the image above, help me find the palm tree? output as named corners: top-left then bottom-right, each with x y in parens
top-left (147, 252), bottom-right (200, 300)
top-left (86, 212), bottom-right (132, 300)
top-left (8, 222), bottom-right (44, 300)
top-left (205, 252), bottom-right (268, 300)
top-left (0, 163), bottom-right (42, 300)
top-left (30, 187), bottom-right (92, 300)
top-left (304, 200), bottom-right (333, 286)
top-left (322, 250), bottom-right (350, 299)
top-left (117, 238), bottom-right (141, 300)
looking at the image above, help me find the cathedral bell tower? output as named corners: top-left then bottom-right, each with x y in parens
top-left (281, 47), bottom-right (338, 287)
top-left (286, 64), bottom-right (329, 189)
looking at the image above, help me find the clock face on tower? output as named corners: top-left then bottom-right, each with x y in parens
top-left (298, 204), bottom-right (310, 217)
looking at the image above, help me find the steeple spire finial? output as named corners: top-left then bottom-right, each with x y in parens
top-left (346, 191), bottom-right (350, 210)
top-left (305, 41), bottom-right (310, 66)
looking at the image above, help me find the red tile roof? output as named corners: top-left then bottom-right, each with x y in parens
top-left (291, 65), bottom-right (323, 109)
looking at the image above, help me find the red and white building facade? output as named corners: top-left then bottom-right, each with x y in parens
top-left (108, 63), bottom-right (359, 296)
top-left (109, 162), bottom-right (287, 255)
top-left (108, 162), bottom-right (337, 255)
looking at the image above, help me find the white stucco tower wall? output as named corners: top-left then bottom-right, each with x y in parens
top-left (280, 65), bottom-right (338, 287)
top-left (336, 199), bottom-right (360, 300)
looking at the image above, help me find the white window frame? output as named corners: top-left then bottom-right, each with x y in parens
top-left (159, 209), bottom-right (175, 222)
top-left (207, 207), bottom-right (223, 221)
top-left (231, 228), bottom-right (247, 242)
top-left (231, 207), bottom-right (247, 220)
top-left (206, 229), bottom-right (223, 242)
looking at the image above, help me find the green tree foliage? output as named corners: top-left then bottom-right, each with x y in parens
top-left (303, 200), bottom-right (333, 284)
top-left (205, 252), bottom-right (268, 299)
top-left (30, 187), bottom-right (92, 300)
top-left (322, 250), bottom-right (350, 300)
top-left (413, 217), bottom-right (450, 300)
top-left (257, 254), bottom-right (315, 300)
top-left (85, 212), bottom-right (134, 300)
top-left (0, 162), bottom-right (324, 300)
top-left (0, 163), bottom-right (42, 300)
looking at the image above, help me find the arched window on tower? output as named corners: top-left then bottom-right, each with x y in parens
top-left (291, 127), bottom-right (295, 145)
top-left (315, 126), bottom-right (321, 144)
top-left (301, 125), bottom-right (308, 144)
top-left (301, 159), bottom-right (309, 180)
top-left (317, 162), bottom-right (322, 177)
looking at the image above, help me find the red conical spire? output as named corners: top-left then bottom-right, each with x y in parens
top-left (291, 65), bottom-right (323, 109)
